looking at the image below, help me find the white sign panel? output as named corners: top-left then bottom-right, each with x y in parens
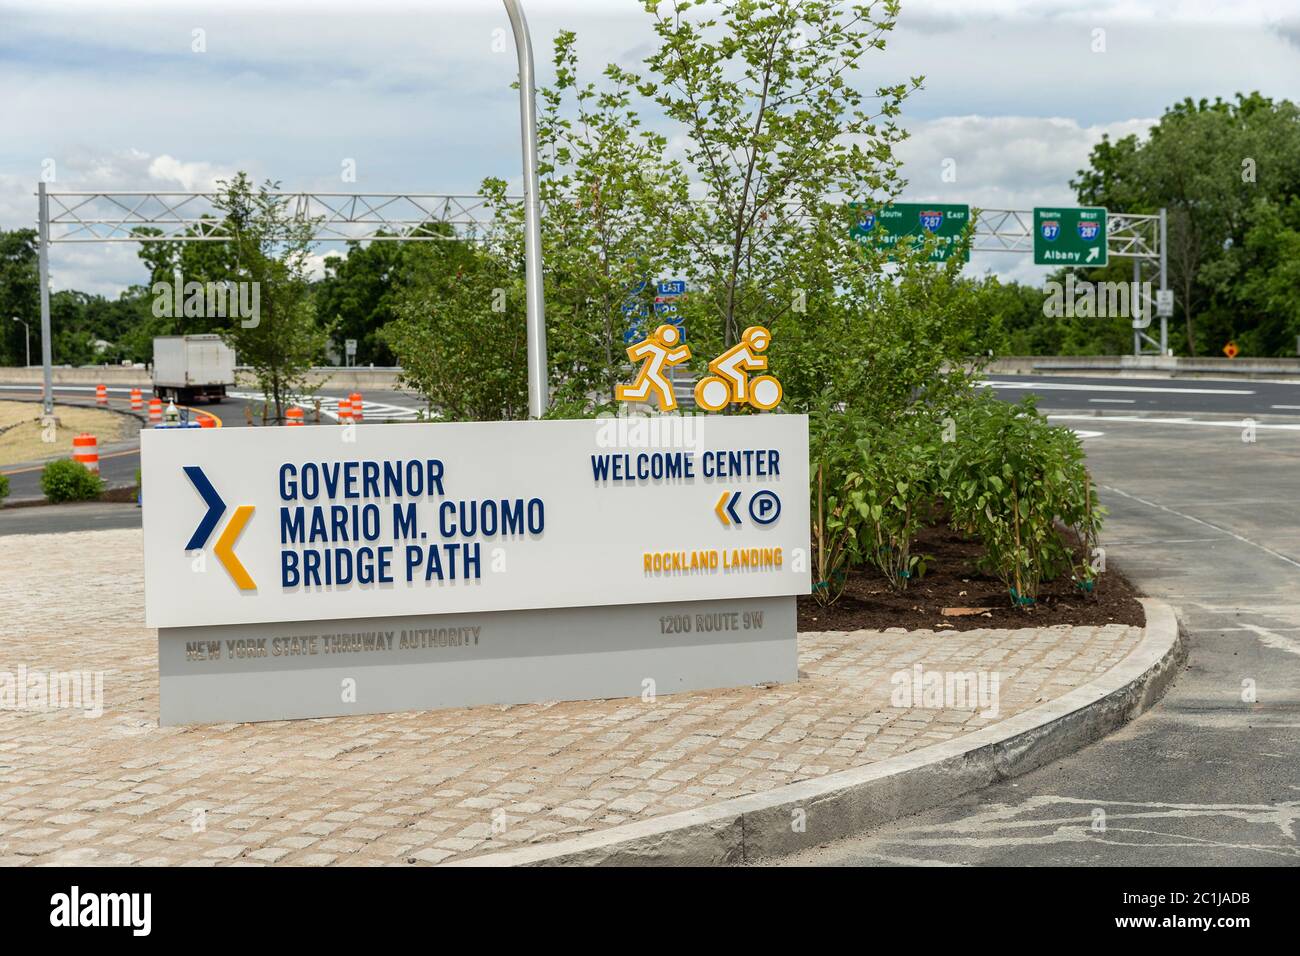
top-left (1155, 289), bottom-right (1174, 318)
top-left (142, 415), bottom-right (810, 629)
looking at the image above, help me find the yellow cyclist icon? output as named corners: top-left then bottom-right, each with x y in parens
top-left (694, 325), bottom-right (783, 412)
top-left (615, 323), bottom-right (691, 412)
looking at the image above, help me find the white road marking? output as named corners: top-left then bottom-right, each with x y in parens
top-left (1270, 404), bottom-right (1300, 410)
top-left (1216, 626), bottom-right (1300, 632)
top-left (1050, 414), bottom-right (1300, 432)
top-left (1237, 623), bottom-right (1300, 659)
top-left (984, 380), bottom-right (1254, 395)
top-left (867, 795), bottom-right (1300, 859)
top-left (1116, 537), bottom-right (1223, 546)
top-left (225, 390), bottom-right (424, 422)
top-left (0, 384), bottom-right (139, 394)
top-left (1088, 398), bottom-right (1135, 404)
top-left (315, 399), bottom-right (424, 423)
top-left (1101, 484), bottom-right (1300, 571)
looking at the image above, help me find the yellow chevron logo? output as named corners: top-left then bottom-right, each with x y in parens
top-left (215, 505), bottom-right (256, 591)
top-left (183, 466), bottom-right (256, 591)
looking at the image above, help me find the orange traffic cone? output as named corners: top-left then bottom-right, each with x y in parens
top-left (72, 433), bottom-right (99, 472)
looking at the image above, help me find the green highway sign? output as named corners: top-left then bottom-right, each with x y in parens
top-left (1033, 206), bottom-right (1108, 266)
top-left (851, 202), bottom-right (971, 262)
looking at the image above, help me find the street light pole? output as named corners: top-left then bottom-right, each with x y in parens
top-left (502, 0), bottom-right (549, 419)
top-left (11, 317), bottom-right (30, 368)
top-left (37, 181), bottom-right (54, 417)
top-left (1158, 207), bottom-right (1168, 356)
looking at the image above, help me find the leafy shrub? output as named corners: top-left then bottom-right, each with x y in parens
top-left (782, 241), bottom-right (1009, 606)
top-left (40, 459), bottom-right (105, 503)
top-left (0, 471), bottom-right (9, 504)
top-left (810, 402), bottom-right (943, 601)
top-left (941, 394), bottom-right (1104, 605)
top-left (852, 414), bottom-right (940, 590)
top-left (809, 398), bottom-right (867, 605)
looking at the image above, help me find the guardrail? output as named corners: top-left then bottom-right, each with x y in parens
top-left (0, 366), bottom-right (407, 391)
top-left (985, 355), bottom-right (1300, 379)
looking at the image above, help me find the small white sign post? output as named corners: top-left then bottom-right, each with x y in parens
top-left (1155, 289), bottom-right (1174, 319)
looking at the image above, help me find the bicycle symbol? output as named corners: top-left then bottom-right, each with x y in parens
top-left (694, 325), bottom-right (783, 412)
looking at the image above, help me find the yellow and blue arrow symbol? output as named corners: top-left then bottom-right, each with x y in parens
top-left (714, 490), bottom-right (743, 526)
top-left (183, 466), bottom-right (256, 591)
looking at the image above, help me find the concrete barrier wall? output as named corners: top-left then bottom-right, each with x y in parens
top-left (0, 366), bottom-right (406, 391)
top-left (985, 355), bottom-right (1300, 379)
top-left (243, 367), bottom-right (405, 391)
top-left (0, 366), bottom-right (153, 386)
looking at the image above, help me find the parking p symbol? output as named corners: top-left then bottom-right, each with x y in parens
top-left (749, 490), bottom-right (781, 526)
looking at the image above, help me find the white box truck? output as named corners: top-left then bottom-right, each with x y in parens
top-left (152, 335), bottom-right (236, 404)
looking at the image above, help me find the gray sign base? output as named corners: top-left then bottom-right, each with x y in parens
top-left (158, 596), bottom-right (796, 725)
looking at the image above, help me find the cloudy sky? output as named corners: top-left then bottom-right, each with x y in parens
top-left (1, 0), bottom-right (1297, 295)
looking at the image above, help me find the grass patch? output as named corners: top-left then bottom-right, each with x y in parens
top-left (0, 401), bottom-right (136, 467)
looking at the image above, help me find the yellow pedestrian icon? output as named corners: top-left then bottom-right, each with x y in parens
top-left (694, 325), bottom-right (782, 412)
top-left (616, 323), bottom-right (691, 412)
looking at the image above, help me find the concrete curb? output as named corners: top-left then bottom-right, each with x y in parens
top-left (450, 598), bottom-right (1184, 867)
top-left (984, 355), bottom-right (1300, 379)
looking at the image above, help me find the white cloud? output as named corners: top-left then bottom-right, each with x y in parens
top-left (895, 114), bottom-right (1155, 208)
top-left (146, 155), bottom-right (235, 192)
top-left (890, 114), bottom-right (1158, 284)
top-left (2, 0), bottom-right (1295, 295)
top-left (903, 0), bottom-right (1300, 25)
top-left (29, 148), bottom-right (242, 194)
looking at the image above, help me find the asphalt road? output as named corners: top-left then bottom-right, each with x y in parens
top-left (0, 500), bottom-right (144, 534)
top-left (982, 372), bottom-right (1300, 416)
top-left (777, 416), bottom-right (1300, 866)
top-left (0, 382), bottom-right (427, 503)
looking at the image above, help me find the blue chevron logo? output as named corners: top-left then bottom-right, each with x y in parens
top-left (183, 465), bottom-right (226, 551)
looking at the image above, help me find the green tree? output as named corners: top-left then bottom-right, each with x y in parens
top-left (1230, 198), bottom-right (1300, 356)
top-left (545, 31), bottom-right (688, 408)
top-left (211, 173), bottom-right (328, 422)
top-left (992, 271), bottom-right (1136, 357)
top-left (381, 241), bottom-right (527, 422)
top-left (0, 229), bottom-right (40, 366)
top-left (774, 233), bottom-right (995, 421)
top-left (477, 30), bottom-right (687, 412)
top-left (636, 0), bottom-right (919, 347)
top-left (315, 226), bottom-right (472, 368)
top-left (136, 221), bottom-right (242, 338)
top-left (1074, 93), bottom-right (1300, 355)
top-left (977, 277), bottom-right (1046, 355)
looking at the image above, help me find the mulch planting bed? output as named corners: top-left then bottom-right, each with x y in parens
top-left (798, 522), bottom-right (1145, 633)
top-left (98, 485), bottom-right (141, 504)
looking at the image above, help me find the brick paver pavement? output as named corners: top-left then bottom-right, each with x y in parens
top-left (0, 528), bottom-right (1141, 865)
